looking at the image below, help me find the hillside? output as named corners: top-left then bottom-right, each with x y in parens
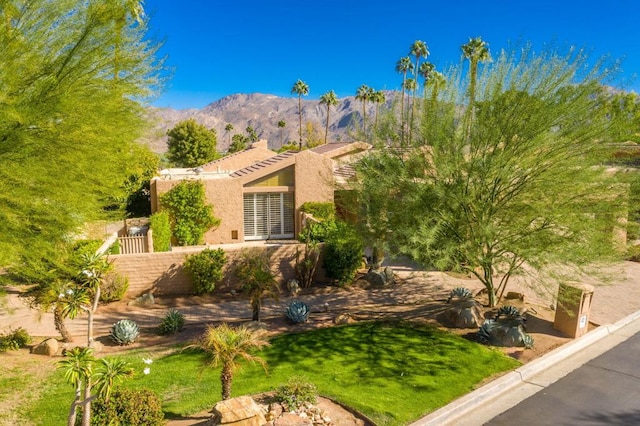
top-left (141, 92), bottom-right (396, 153)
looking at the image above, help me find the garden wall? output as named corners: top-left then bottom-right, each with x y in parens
top-left (110, 242), bottom-right (326, 298)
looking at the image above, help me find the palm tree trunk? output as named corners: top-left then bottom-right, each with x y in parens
top-left (400, 73), bottom-right (406, 145)
top-left (55, 305), bottom-right (73, 343)
top-left (324, 107), bottom-right (330, 144)
top-left (251, 298), bottom-right (261, 322)
top-left (81, 378), bottom-right (92, 426)
top-left (221, 363), bottom-right (234, 400)
top-left (68, 385), bottom-right (81, 426)
top-left (298, 96), bottom-right (303, 150)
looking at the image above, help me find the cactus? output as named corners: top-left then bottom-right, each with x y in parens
top-left (159, 309), bottom-right (185, 335)
top-left (286, 301), bottom-right (310, 324)
top-left (110, 319), bottom-right (140, 345)
top-left (447, 287), bottom-right (473, 303)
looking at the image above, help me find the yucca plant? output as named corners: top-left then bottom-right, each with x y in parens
top-left (286, 301), bottom-right (310, 324)
top-left (447, 287), bottom-right (473, 303)
top-left (159, 309), bottom-right (185, 335)
top-left (110, 319), bottom-right (140, 345)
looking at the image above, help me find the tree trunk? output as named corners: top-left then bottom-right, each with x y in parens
top-left (298, 97), bottom-right (303, 150)
top-left (221, 363), bottom-right (234, 400)
top-left (55, 306), bottom-right (73, 343)
top-left (252, 298), bottom-right (261, 322)
top-left (88, 286), bottom-right (100, 347)
top-left (483, 265), bottom-right (497, 308)
top-left (68, 385), bottom-right (81, 426)
top-left (81, 378), bottom-right (92, 426)
top-left (324, 108), bottom-right (330, 144)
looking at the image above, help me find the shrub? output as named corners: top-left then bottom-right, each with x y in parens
top-left (159, 309), bottom-right (185, 335)
top-left (286, 301), bottom-right (310, 324)
top-left (275, 376), bottom-right (318, 411)
top-left (160, 181), bottom-right (220, 246)
top-left (0, 327), bottom-right (32, 352)
top-left (300, 202), bottom-right (337, 242)
top-left (91, 387), bottom-right (165, 426)
top-left (100, 273), bottom-right (129, 303)
top-left (184, 248), bottom-right (226, 295)
top-left (300, 202), bottom-right (335, 221)
top-left (150, 211), bottom-right (172, 252)
top-left (323, 222), bottom-right (363, 286)
top-left (110, 319), bottom-right (140, 345)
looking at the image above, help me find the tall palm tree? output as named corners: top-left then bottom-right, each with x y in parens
top-left (224, 123), bottom-right (233, 146)
top-left (291, 79), bottom-right (309, 150)
top-left (355, 84), bottom-right (373, 139)
top-left (419, 62), bottom-right (435, 94)
top-left (461, 36), bottom-right (491, 128)
top-left (58, 347), bottom-right (95, 426)
top-left (395, 57), bottom-right (413, 145)
top-left (403, 78), bottom-right (418, 144)
top-left (319, 90), bottom-right (338, 144)
top-left (277, 120), bottom-right (286, 147)
top-left (371, 90), bottom-right (386, 137)
top-left (187, 324), bottom-right (270, 400)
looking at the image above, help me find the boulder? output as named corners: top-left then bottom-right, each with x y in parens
top-left (212, 396), bottom-right (266, 426)
top-left (286, 279), bottom-right (301, 296)
top-left (128, 293), bottom-right (154, 307)
top-left (479, 319), bottom-right (532, 347)
top-left (274, 413), bottom-right (313, 426)
top-left (334, 313), bottom-right (357, 325)
top-left (31, 338), bottom-right (59, 356)
top-left (440, 299), bottom-right (483, 328)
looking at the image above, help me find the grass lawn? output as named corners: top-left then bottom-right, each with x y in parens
top-left (26, 321), bottom-right (519, 425)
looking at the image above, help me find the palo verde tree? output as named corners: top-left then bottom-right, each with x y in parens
top-left (160, 180), bottom-right (220, 246)
top-left (0, 0), bottom-right (163, 267)
top-left (166, 118), bottom-right (219, 167)
top-left (357, 43), bottom-right (625, 307)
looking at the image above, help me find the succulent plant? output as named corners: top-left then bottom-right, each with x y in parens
top-left (522, 334), bottom-right (535, 349)
top-left (496, 305), bottom-right (522, 320)
top-left (159, 308), bottom-right (185, 335)
top-left (447, 287), bottom-right (473, 303)
top-left (286, 301), bottom-right (310, 324)
top-left (110, 319), bottom-right (140, 345)
top-left (477, 319), bottom-right (495, 343)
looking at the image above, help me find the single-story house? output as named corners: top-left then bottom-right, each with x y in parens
top-left (150, 140), bottom-right (370, 244)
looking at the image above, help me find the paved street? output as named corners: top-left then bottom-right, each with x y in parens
top-left (488, 330), bottom-right (640, 426)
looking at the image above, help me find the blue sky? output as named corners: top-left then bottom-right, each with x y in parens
top-left (146, 0), bottom-right (640, 110)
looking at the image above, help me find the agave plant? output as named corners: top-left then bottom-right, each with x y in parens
top-left (496, 305), bottom-right (522, 320)
top-left (159, 309), bottom-right (185, 335)
top-left (286, 301), bottom-right (310, 324)
top-left (522, 334), bottom-right (535, 349)
top-left (477, 319), bottom-right (495, 344)
top-left (447, 287), bottom-right (473, 303)
top-left (110, 319), bottom-right (140, 345)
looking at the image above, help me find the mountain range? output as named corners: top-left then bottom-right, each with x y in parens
top-left (142, 92), bottom-right (396, 153)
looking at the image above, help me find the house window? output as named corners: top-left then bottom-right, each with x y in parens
top-left (246, 167), bottom-right (294, 187)
top-left (243, 193), bottom-right (294, 240)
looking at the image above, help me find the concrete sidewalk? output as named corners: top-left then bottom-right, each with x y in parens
top-left (412, 309), bottom-right (640, 426)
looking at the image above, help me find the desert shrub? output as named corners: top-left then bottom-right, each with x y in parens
top-left (275, 376), bottom-right (318, 411)
top-left (300, 202), bottom-right (337, 242)
top-left (184, 248), bottom-right (226, 295)
top-left (150, 211), bottom-right (171, 252)
top-left (323, 222), bottom-right (364, 286)
top-left (110, 319), bottom-right (140, 345)
top-left (100, 273), bottom-right (129, 303)
top-left (0, 327), bottom-right (32, 352)
top-left (159, 308), bottom-right (185, 335)
top-left (626, 244), bottom-right (640, 262)
top-left (91, 387), bottom-right (165, 426)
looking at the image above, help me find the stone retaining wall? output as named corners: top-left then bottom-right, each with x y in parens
top-left (111, 243), bottom-right (326, 298)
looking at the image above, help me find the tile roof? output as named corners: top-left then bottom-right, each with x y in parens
top-left (229, 151), bottom-right (296, 178)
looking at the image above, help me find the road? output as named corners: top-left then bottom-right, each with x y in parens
top-left (487, 331), bottom-right (640, 425)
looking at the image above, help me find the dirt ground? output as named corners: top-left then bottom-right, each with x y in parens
top-left (0, 266), bottom-right (587, 425)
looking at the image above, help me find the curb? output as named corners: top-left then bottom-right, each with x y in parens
top-left (411, 309), bottom-right (640, 426)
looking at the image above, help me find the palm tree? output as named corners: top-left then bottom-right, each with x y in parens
top-left (187, 324), bottom-right (270, 400)
top-left (291, 79), bottom-right (309, 150)
top-left (236, 249), bottom-right (279, 321)
top-left (355, 84), bottom-right (373, 139)
top-left (224, 123), bottom-right (233, 146)
top-left (419, 62), bottom-right (435, 94)
top-left (395, 57), bottom-right (413, 145)
top-left (403, 78), bottom-right (418, 144)
top-left (409, 41), bottom-right (429, 123)
top-left (277, 120), bottom-right (286, 147)
top-left (371, 90), bottom-right (386, 137)
top-left (319, 90), bottom-right (338, 144)
top-left (93, 358), bottom-right (135, 403)
top-left (58, 347), bottom-right (95, 426)
top-left (461, 36), bottom-right (491, 128)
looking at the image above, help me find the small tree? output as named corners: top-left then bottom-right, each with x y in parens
top-left (166, 118), bottom-right (218, 167)
top-left (235, 249), bottom-right (280, 321)
top-left (149, 211), bottom-right (171, 252)
top-left (186, 323), bottom-right (270, 400)
top-left (160, 181), bottom-right (220, 246)
top-left (58, 347), bottom-right (95, 426)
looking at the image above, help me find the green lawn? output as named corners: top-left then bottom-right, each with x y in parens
top-left (27, 321), bottom-right (519, 425)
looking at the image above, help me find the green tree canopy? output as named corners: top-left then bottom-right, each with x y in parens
top-left (357, 43), bottom-right (625, 307)
top-left (0, 0), bottom-right (163, 266)
top-left (166, 119), bottom-right (219, 168)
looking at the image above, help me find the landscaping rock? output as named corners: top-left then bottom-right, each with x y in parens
top-left (439, 299), bottom-right (483, 328)
top-left (364, 270), bottom-right (386, 286)
top-left (128, 293), bottom-right (155, 307)
top-left (31, 338), bottom-right (59, 356)
top-left (286, 279), bottom-right (301, 296)
top-left (274, 412), bottom-right (312, 426)
top-left (213, 396), bottom-right (266, 426)
top-left (479, 319), bottom-right (531, 347)
top-left (334, 313), bottom-right (357, 325)
top-left (505, 292), bottom-right (525, 301)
